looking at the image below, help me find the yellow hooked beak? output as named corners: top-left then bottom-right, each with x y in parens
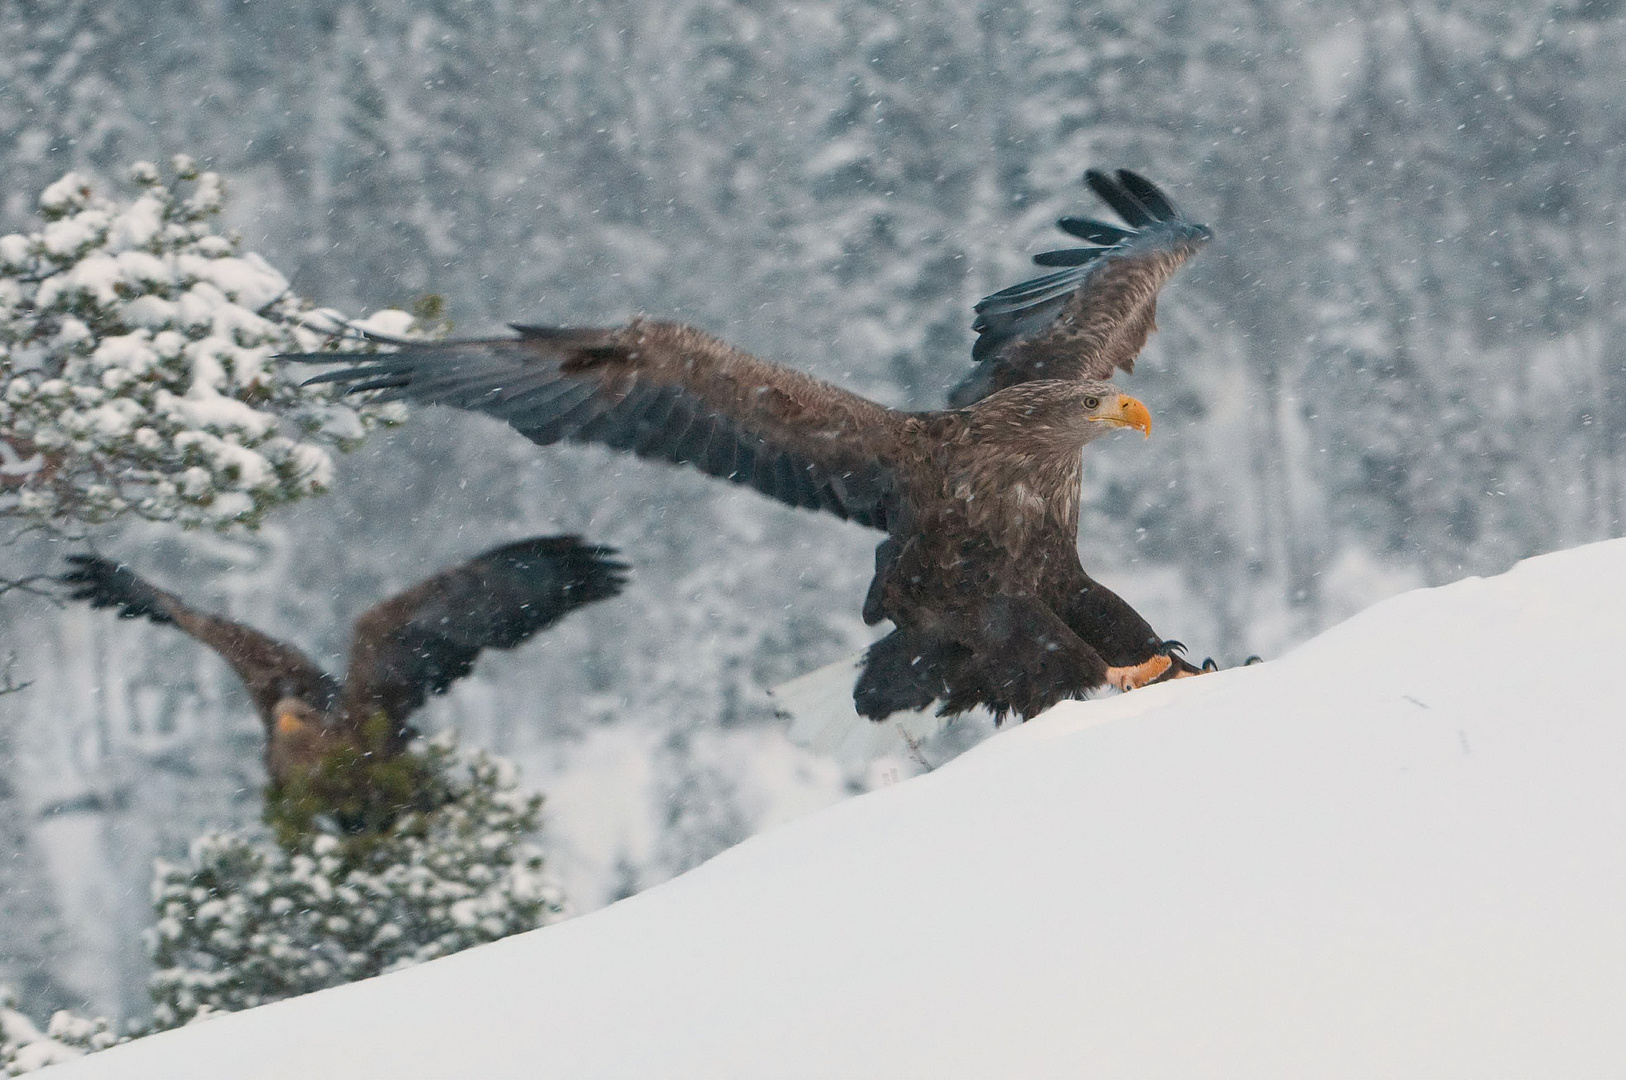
top-left (275, 709), bottom-right (308, 736)
top-left (1100, 394), bottom-right (1152, 438)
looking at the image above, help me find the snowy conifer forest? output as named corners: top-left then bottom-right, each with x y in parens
top-left (1, 0), bottom-right (1623, 1028)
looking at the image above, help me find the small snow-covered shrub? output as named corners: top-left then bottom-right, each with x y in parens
top-left (0, 988), bottom-right (119, 1075)
top-left (147, 735), bottom-right (566, 1028)
top-left (0, 156), bottom-right (411, 529)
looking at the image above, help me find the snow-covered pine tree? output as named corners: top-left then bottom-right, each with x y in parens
top-left (146, 733), bottom-right (566, 1029)
top-left (0, 156), bottom-right (437, 1035)
top-left (0, 987), bottom-right (119, 1075)
top-left (0, 155), bottom-right (405, 531)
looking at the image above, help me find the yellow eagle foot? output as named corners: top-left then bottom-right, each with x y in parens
top-left (1105, 652), bottom-right (1173, 691)
top-left (1107, 641), bottom-right (1213, 691)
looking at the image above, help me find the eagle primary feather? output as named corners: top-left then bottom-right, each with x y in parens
top-left (951, 168), bottom-right (1211, 405)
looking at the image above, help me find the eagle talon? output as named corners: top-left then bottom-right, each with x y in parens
top-left (1200, 657), bottom-right (1219, 673)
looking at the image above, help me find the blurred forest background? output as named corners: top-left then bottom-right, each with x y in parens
top-left (2, 0), bottom-right (1623, 1020)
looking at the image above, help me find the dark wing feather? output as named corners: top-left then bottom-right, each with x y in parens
top-left (61, 553), bottom-right (178, 625)
top-left (1112, 169), bottom-right (1183, 221)
top-left (1032, 246), bottom-right (1114, 268)
top-left (950, 169), bottom-right (1212, 407)
top-left (294, 320), bottom-right (903, 528)
top-left (338, 536), bottom-right (628, 737)
top-left (1084, 167), bottom-right (1158, 226)
top-left (1055, 218), bottom-right (1135, 245)
top-left (60, 554), bottom-right (337, 723)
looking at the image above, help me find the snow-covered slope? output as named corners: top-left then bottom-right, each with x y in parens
top-left (48, 540), bottom-right (1626, 1078)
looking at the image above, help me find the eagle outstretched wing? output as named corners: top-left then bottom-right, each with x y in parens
top-left (948, 169), bottom-right (1211, 407)
top-left (338, 536), bottom-right (628, 739)
top-left (297, 322), bottom-right (904, 529)
top-left (60, 554), bottom-right (338, 721)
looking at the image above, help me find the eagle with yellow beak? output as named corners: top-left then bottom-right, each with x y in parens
top-left (295, 169), bottom-right (1211, 722)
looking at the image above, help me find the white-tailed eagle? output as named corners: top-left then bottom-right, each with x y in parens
top-left (293, 169), bottom-right (1210, 722)
top-left (61, 538), bottom-right (627, 809)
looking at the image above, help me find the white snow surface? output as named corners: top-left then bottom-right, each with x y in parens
top-left (48, 539), bottom-right (1626, 1078)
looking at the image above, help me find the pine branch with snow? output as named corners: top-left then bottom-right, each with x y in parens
top-left (0, 156), bottom-right (413, 530)
top-left (0, 987), bottom-right (120, 1075)
top-left (146, 734), bottom-right (567, 1029)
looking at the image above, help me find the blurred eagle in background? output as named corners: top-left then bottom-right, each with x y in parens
top-left (294, 169), bottom-right (1211, 723)
top-left (62, 538), bottom-right (626, 828)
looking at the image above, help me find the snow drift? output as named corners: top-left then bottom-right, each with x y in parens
top-left (48, 539), bottom-right (1626, 1078)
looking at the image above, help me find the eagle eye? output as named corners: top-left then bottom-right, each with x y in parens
top-left (1082, 395), bottom-right (1101, 410)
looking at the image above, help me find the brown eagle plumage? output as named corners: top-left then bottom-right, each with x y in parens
top-left (294, 168), bottom-right (1211, 722)
top-left (61, 538), bottom-right (627, 786)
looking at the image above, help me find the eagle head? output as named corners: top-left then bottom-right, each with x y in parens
top-left (971, 380), bottom-right (1152, 451)
top-left (273, 697), bottom-right (323, 736)
top-left (267, 697), bottom-right (334, 787)
top-left (1079, 383), bottom-right (1151, 439)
